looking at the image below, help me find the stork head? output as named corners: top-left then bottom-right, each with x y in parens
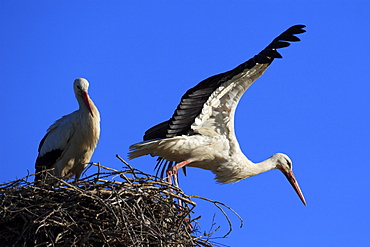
top-left (273, 153), bottom-right (306, 206)
top-left (74, 78), bottom-right (93, 116)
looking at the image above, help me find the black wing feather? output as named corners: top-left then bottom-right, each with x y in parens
top-left (34, 149), bottom-right (63, 181)
top-left (34, 132), bottom-right (66, 181)
top-left (143, 120), bottom-right (170, 141)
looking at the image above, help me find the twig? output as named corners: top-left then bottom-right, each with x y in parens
top-left (190, 195), bottom-right (244, 238)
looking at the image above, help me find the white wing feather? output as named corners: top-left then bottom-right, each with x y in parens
top-left (39, 111), bottom-right (77, 156)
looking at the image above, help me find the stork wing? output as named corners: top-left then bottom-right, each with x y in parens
top-left (35, 113), bottom-right (76, 180)
top-left (170, 25), bottom-right (305, 138)
top-left (145, 25), bottom-right (305, 140)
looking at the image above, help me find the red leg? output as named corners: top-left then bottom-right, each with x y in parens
top-left (166, 160), bottom-right (193, 232)
top-left (166, 160), bottom-right (190, 184)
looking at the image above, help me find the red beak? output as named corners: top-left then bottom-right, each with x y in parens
top-left (281, 169), bottom-right (307, 206)
top-left (82, 92), bottom-right (93, 116)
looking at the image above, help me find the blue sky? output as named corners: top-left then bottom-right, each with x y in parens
top-left (1, 1), bottom-right (369, 246)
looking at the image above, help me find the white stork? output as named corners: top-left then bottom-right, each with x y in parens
top-left (35, 78), bottom-right (100, 183)
top-left (128, 25), bottom-right (306, 205)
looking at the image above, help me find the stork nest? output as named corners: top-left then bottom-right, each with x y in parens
top-left (0, 155), bottom-right (242, 247)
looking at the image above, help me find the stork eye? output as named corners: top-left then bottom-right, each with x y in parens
top-left (77, 85), bottom-right (81, 90)
top-left (285, 159), bottom-right (292, 169)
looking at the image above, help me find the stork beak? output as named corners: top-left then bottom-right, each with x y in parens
top-left (82, 92), bottom-right (93, 116)
top-left (281, 169), bottom-right (307, 206)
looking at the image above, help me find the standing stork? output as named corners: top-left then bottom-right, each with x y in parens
top-left (128, 25), bottom-right (306, 205)
top-left (35, 78), bottom-right (100, 183)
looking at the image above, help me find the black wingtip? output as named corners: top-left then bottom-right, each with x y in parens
top-left (268, 24), bottom-right (306, 49)
top-left (255, 24), bottom-right (306, 63)
top-left (289, 24), bottom-right (306, 34)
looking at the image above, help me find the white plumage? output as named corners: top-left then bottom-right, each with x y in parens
top-left (129, 25), bottom-right (307, 205)
top-left (35, 78), bottom-right (100, 182)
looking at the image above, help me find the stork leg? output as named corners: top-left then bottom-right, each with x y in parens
top-left (166, 160), bottom-right (190, 185)
top-left (74, 173), bottom-right (82, 183)
top-left (165, 160), bottom-right (193, 232)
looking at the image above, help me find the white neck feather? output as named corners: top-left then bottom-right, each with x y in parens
top-left (254, 155), bottom-right (278, 175)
